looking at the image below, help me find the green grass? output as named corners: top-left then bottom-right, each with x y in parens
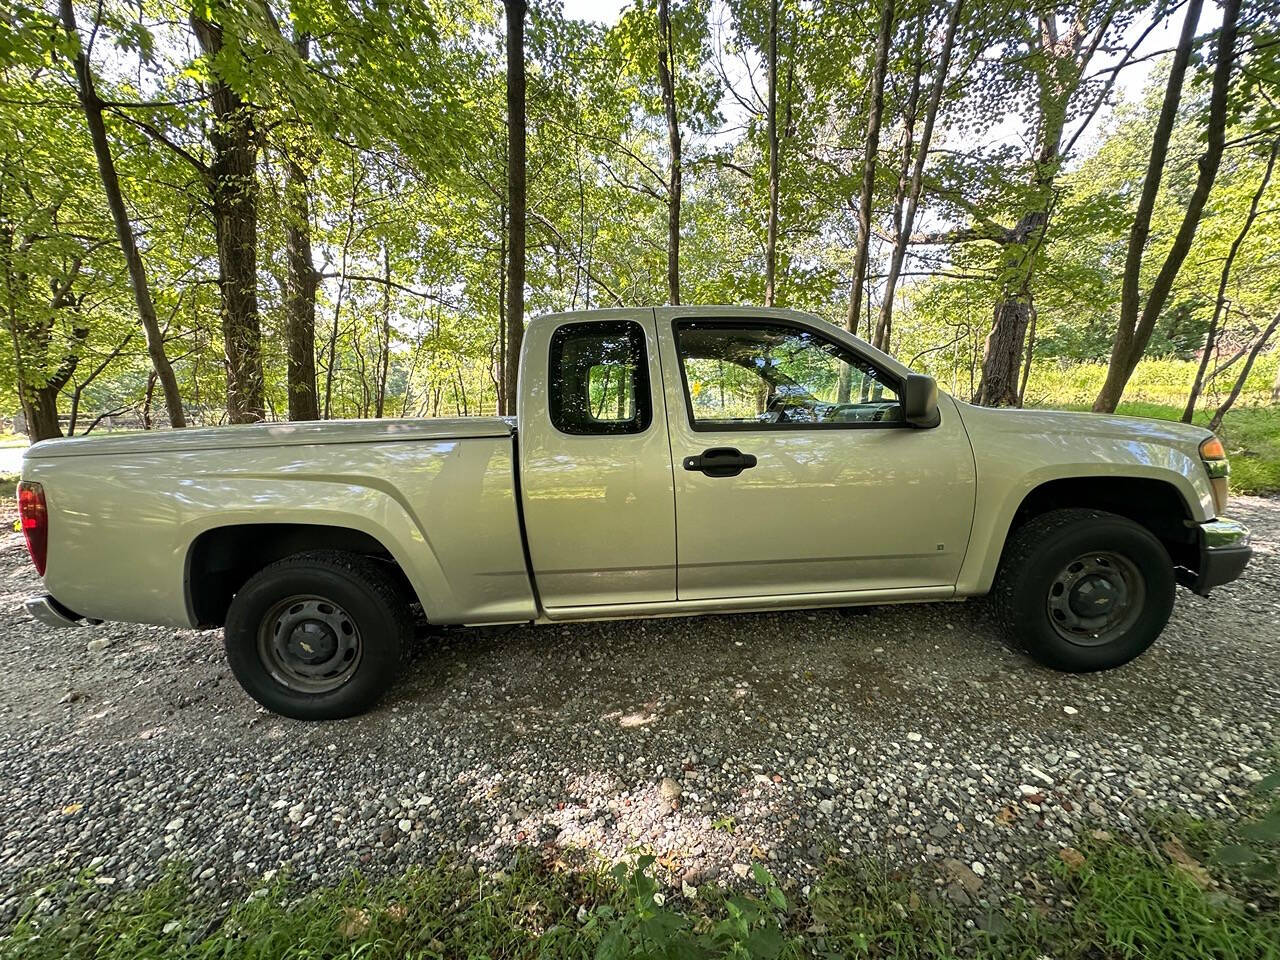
top-left (0, 433), bottom-right (28, 449)
top-left (1035, 400), bottom-right (1280, 496)
top-left (1022, 355), bottom-right (1278, 410)
top-left (4, 828), bottom-right (1276, 960)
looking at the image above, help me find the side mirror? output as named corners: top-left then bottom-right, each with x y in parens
top-left (902, 374), bottom-right (940, 428)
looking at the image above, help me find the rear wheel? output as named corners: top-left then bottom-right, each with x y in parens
top-left (224, 551), bottom-right (410, 719)
top-left (993, 509), bottom-right (1175, 672)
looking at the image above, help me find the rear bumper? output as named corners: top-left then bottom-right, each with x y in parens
top-left (1178, 518), bottom-right (1252, 596)
top-left (24, 595), bottom-right (84, 628)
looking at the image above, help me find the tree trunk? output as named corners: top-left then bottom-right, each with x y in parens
top-left (141, 370), bottom-right (157, 429)
top-left (837, 0), bottom-right (894, 404)
top-left (1182, 137), bottom-right (1277, 422)
top-left (977, 16), bottom-right (1081, 407)
top-left (981, 8), bottom-right (1121, 407)
top-left (1017, 304), bottom-right (1037, 405)
top-left (1209, 308), bottom-right (1280, 433)
top-left (977, 243), bottom-right (1051, 407)
top-left (58, 0), bottom-right (185, 429)
top-left (503, 0), bottom-right (527, 414)
top-left (845, 0), bottom-right (894, 344)
top-left (376, 243), bottom-right (392, 418)
top-left (283, 151), bottom-right (319, 421)
top-left (2, 236), bottom-right (85, 441)
top-left (876, 0), bottom-right (964, 351)
top-left (975, 206), bottom-right (1049, 406)
top-left (192, 10), bottom-right (264, 424)
top-left (496, 209), bottom-right (507, 416)
top-left (283, 31), bottom-right (319, 422)
top-left (763, 0), bottom-right (780, 307)
top-left (873, 20), bottom-right (923, 351)
top-left (21, 385), bottom-right (62, 442)
top-left (351, 319), bottom-right (369, 417)
top-left (323, 160), bottom-right (360, 419)
top-left (1095, 0), bottom-right (1237, 413)
top-left (657, 0), bottom-right (682, 305)
top-left (976, 296), bottom-right (1033, 407)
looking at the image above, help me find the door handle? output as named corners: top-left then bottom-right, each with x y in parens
top-left (682, 447), bottom-right (758, 478)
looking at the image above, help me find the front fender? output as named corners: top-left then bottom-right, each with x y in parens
top-left (953, 406), bottom-right (1214, 595)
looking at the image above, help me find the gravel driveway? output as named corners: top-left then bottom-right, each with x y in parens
top-left (2, 497), bottom-right (1277, 920)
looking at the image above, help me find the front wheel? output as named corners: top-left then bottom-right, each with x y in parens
top-left (993, 509), bottom-right (1175, 672)
top-left (224, 551), bottom-right (410, 720)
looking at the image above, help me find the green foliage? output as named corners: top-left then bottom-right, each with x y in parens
top-left (6, 828), bottom-right (1280, 960)
top-left (588, 857), bottom-right (792, 959)
top-left (1211, 759), bottom-right (1280, 888)
top-left (1, 0), bottom-right (1278, 431)
top-left (1056, 839), bottom-right (1280, 960)
top-left (1020, 355), bottom-right (1278, 409)
top-left (0, 855), bottom-right (795, 960)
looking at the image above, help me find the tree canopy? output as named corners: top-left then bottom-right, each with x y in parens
top-left (1, 0), bottom-right (1276, 438)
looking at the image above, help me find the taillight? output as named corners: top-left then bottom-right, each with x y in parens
top-left (17, 481), bottom-right (48, 576)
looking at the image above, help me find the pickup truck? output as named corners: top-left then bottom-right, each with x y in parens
top-left (18, 306), bottom-right (1252, 719)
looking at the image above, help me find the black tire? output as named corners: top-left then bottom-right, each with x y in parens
top-left (993, 508), bottom-right (1175, 672)
top-left (224, 551), bottom-right (410, 720)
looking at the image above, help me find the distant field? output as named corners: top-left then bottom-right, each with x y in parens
top-left (1022, 354), bottom-right (1278, 409)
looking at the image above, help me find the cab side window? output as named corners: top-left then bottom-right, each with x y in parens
top-left (549, 321), bottom-right (652, 435)
top-left (674, 321), bottom-right (902, 429)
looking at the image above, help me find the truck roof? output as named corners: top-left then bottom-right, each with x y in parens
top-left (527, 305), bottom-right (911, 379)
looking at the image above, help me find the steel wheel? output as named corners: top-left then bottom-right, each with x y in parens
top-left (1045, 551), bottom-right (1145, 647)
top-left (257, 595), bottom-right (363, 693)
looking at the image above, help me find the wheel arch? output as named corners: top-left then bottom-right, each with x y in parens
top-left (185, 522), bottom-right (420, 628)
top-left (963, 472), bottom-right (1202, 595)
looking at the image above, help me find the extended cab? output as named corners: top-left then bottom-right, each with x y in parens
top-left (18, 307), bottom-right (1252, 719)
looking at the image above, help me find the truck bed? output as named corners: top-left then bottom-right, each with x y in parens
top-left (22, 418), bottom-right (535, 628)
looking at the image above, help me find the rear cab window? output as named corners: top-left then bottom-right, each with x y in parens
top-left (548, 320), bottom-right (652, 435)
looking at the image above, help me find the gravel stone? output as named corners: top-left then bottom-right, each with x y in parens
top-left (1, 495), bottom-right (1277, 920)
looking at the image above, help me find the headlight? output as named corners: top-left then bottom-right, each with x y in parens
top-left (1199, 436), bottom-right (1230, 515)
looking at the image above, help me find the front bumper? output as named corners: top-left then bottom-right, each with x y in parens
top-left (24, 595), bottom-right (84, 628)
top-left (1178, 518), bottom-right (1252, 596)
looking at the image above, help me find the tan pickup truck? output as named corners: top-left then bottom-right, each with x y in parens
top-left (18, 307), bottom-right (1251, 719)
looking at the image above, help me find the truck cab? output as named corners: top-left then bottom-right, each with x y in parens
top-left (517, 307), bottom-right (975, 615)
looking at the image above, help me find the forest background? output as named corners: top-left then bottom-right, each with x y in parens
top-left (2, 0), bottom-right (1278, 485)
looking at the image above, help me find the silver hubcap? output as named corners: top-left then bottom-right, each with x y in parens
top-left (1046, 552), bottom-right (1144, 647)
top-left (258, 595), bottom-right (362, 693)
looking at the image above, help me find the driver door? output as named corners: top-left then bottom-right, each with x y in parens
top-left (654, 311), bottom-right (976, 601)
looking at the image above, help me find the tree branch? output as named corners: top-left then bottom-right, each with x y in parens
top-left (320, 271), bottom-right (459, 307)
top-left (105, 106), bottom-right (209, 179)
